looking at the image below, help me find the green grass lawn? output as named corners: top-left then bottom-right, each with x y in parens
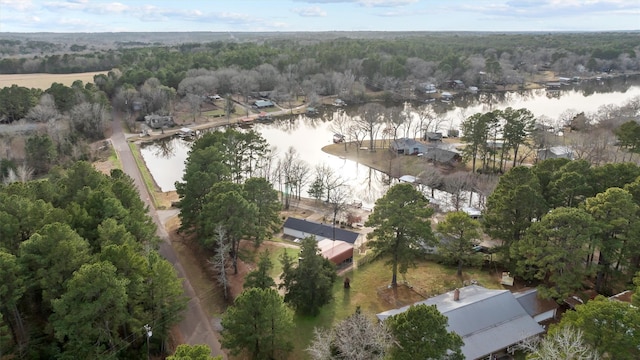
top-left (283, 255), bottom-right (504, 360)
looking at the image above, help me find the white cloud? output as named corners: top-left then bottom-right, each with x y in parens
top-left (87, 2), bottom-right (129, 14)
top-left (357, 0), bottom-right (417, 7)
top-left (292, 6), bottom-right (327, 17)
top-left (293, 0), bottom-right (417, 6)
top-left (43, 0), bottom-right (130, 14)
top-left (1, 0), bottom-right (35, 11)
top-left (500, 0), bottom-right (639, 17)
top-left (42, 1), bottom-right (86, 11)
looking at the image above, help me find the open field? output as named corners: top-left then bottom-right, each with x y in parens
top-left (0, 71), bottom-right (107, 89)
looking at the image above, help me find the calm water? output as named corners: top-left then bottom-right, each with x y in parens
top-left (141, 76), bottom-right (640, 209)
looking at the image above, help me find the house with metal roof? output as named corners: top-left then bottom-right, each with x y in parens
top-left (390, 138), bottom-right (429, 155)
top-left (283, 217), bottom-right (360, 244)
top-left (423, 147), bottom-right (462, 166)
top-left (253, 99), bottom-right (275, 108)
top-left (376, 285), bottom-right (545, 360)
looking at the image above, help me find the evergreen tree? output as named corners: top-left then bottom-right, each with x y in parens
top-left (244, 250), bottom-right (276, 290)
top-left (364, 183), bottom-right (434, 287)
top-left (221, 288), bottom-right (293, 360)
top-left (279, 237), bottom-right (337, 316)
top-left (386, 304), bottom-right (463, 360)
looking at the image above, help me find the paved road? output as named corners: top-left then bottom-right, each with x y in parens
top-left (110, 114), bottom-right (225, 358)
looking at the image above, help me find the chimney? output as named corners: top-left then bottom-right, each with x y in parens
top-left (453, 288), bottom-right (460, 301)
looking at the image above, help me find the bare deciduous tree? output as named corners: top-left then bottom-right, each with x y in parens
top-left (518, 326), bottom-right (601, 360)
top-left (445, 171), bottom-right (471, 211)
top-left (69, 102), bottom-right (109, 140)
top-left (414, 104), bottom-right (443, 139)
top-left (185, 93), bottom-right (203, 122)
top-left (141, 77), bottom-right (176, 115)
top-left (315, 163), bottom-right (347, 203)
top-left (358, 103), bottom-right (385, 151)
top-left (3, 164), bottom-right (33, 184)
top-left (471, 173), bottom-right (498, 209)
top-left (279, 147), bottom-right (310, 208)
top-left (328, 110), bottom-right (352, 152)
top-left (327, 185), bottom-right (350, 241)
top-left (232, 70), bottom-right (259, 104)
top-left (209, 226), bottom-right (231, 301)
top-left (418, 166), bottom-right (444, 198)
top-left (307, 310), bottom-right (392, 360)
top-left (26, 94), bottom-right (59, 123)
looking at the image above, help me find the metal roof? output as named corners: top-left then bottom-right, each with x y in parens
top-left (377, 285), bottom-right (544, 360)
top-left (399, 175), bottom-right (417, 183)
top-left (254, 99), bottom-right (274, 107)
top-left (423, 147), bottom-right (460, 163)
top-left (515, 288), bottom-right (559, 317)
top-left (317, 239), bottom-right (354, 264)
top-left (391, 138), bottom-right (423, 148)
top-left (283, 217), bottom-right (359, 244)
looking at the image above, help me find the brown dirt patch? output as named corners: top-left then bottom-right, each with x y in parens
top-left (156, 191), bottom-right (179, 209)
top-left (377, 284), bottom-right (427, 308)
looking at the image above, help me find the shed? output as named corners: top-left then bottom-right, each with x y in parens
top-left (144, 114), bottom-right (175, 129)
top-left (390, 138), bottom-right (429, 155)
top-left (399, 175), bottom-right (417, 183)
top-left (424, 132), bottom-right (443, 142)
top-left (420, 83), bottom-right (437, 94)
top-left (423, 147), bottom-right (461, 166)
top-left (317, 239), bottom-right (354, 265)
top-left (462, 206), bottom-right (482, 220)
top-left (178, 127), bottom-right (195, 139)
top-left (515, 288), bottom-right (558, 323)
top-left (537, 146), bottom-right (574, 161)
top-left (283, 217), bottom-right (360, 244)
top-left (254, 100), bottom-right (275, 108)
top-left (376, 285), bottom-right (545, 360)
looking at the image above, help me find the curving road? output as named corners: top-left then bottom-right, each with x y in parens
top-left (110, 114), bottom-right (225, 358)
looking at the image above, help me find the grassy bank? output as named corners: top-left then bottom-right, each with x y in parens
top-left (128, 141), bottom-right (162, 209)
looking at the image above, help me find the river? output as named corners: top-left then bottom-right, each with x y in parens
top-left (140, 76), bottom-right (640, 209)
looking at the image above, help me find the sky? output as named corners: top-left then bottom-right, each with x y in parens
top-left (0, 0), bottom-right (638, 33)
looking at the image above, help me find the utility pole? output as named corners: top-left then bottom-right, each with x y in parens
top-left (144, 324), bottom-right (152, 360)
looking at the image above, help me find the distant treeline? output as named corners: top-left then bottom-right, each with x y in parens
top-left (0, 32), bottom-right (637, 81)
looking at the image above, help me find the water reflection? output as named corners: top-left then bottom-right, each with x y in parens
top-left (140, 78), bottom-right (640, 204)
top-left (139, 136), bottom-right (192, 192)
